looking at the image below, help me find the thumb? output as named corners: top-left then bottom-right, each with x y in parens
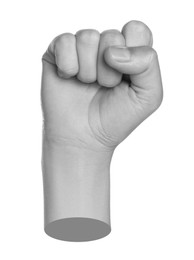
top-left (104, 46), bottom-right (163, 106)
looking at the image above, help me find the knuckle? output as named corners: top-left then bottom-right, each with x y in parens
top-left (76, 29), bottom-right (100, 43)
top-left (101, 29), bottom-right (121, 39)
top-left (100, 29), bottom-right (125, 45)
top-left (55, 33), bottom-right (75, 49)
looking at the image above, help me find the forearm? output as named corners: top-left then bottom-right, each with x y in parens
top-left (42, 133), bottom-right (114, 241)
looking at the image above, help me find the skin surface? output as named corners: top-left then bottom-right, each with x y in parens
top-left (41, 20), bottom-right (163, 241)
top-left (42, 20), bottom-right (163, 151)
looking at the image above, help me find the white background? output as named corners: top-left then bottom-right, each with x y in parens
top-left (1, 0), bottom-right (194, 259)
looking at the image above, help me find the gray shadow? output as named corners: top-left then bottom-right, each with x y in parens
top-left (45, 217), bottom-right (111, 242)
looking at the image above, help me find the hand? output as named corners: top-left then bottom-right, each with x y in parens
top-left (41, 20), bottom-right (163, 152)
top-left (41, 20), bottom-right (163, 242)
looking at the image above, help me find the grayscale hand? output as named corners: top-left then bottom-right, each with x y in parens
top-left (41, 20), bottom-right (163, 242)
top-left (41, 20), bottom-right (163, 152)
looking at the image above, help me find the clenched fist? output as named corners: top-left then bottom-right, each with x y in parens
top-left (41, 20), bottom-right (163, 242)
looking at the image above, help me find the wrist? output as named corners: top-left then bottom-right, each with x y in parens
top-left (42, 134), bottom-right (114, 241)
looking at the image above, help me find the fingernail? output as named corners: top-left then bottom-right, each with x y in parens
top-left (109, 46), bottom-right (131, 62)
